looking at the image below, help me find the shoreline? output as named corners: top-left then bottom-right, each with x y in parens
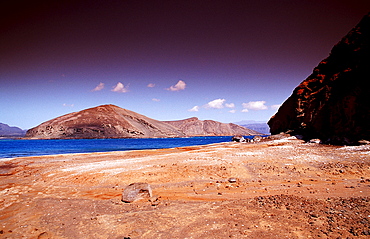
top-left (0, 136), bottom-right (241, 159)
top-left (1, 136), bottom-right (369, 238)
top-left (0, 141), bottom-right (232, 161)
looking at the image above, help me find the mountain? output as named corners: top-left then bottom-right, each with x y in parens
top-left (25, 105), bottom-right (261, 139)
top-left (25, 105), bottom-right (186, 139)
top-left (239, 123), bottom-right (270, 135)
top-left (268, 13), bottom-right (370, 145)
top-left (164, 117), bottom-right (262, 136)
top-left (234, 120), bottom-right (270, 135)
top-left (0, 123), bottom-right (26, 137)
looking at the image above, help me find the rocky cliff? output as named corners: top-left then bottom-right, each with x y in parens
top-left (268, 13), bottom-right (370, 145)
top-left (164, 117), bottom-right (262, 136)
top-left (25, 105), bottom-right (186, 139)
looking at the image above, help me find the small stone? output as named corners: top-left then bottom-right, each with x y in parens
top-left (358, 140), bottom-right (370, 145)
top-left (308, 139), bottom-right (321, 144)
top-left (122, 183), bottom-right (152, 203)
top-left (310, 213), bottom-right (319, 218)
top-left (253, 135), bottom-right (263, 142)
top-left (37, 232), bottom-right (50, 239)
top-left (228, 178), bottom-right (237, 183)
top-left (149, 196), bottom-right (160, 206)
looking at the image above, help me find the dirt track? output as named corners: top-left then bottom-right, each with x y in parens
top-left (1, 136), bottom-right (369, 238)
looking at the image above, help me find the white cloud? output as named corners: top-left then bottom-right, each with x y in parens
top-left (188, 106), bottom-right (200, 112)
top-left (92, 82), bottom-right (105, 91)
top-left (152, 98), bottom-right (160, 102)
top-left (205, 99), bottom-right (226, 109)
top-left (225, 103), bottom-right (235, 108)
top-left (147, 83), bottom-right (155, 88)
top-left (111, 82), bottom-right (129, 93)
top-left (241, 108), bottom-right (249, 113)
top-left (189, 99), bottom-right (234, 112)
top-left (166, 80), bottom-right (186, 91)
top-left (270, 104), bottom-right (281, 110)
top-left (63, 103), bottom-right (74, 107)
top-left (242, 101), bottom-right (268, 111)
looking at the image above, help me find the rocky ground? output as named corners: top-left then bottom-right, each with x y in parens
top-left (0, 136), bottom-right (369, 238)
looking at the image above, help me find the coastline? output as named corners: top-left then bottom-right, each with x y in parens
top-left (0, 136), bottom-right (238, 159)
top-left (1, 137), bottom-right (369, 238)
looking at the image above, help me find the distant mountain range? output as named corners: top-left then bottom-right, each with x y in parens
top-left (25, 104), bottom-right (262, 139)
top-left (234, 120), bottom-right (270, 135)
top-left (0, 123), bottom-right (26, 137)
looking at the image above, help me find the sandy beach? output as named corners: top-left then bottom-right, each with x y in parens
top-left (1, 136), bottom-right (369, 238)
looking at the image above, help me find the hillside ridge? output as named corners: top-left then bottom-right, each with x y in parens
top-left (26, 105), bottom-right (260, 139)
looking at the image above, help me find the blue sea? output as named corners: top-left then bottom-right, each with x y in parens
top-left (0, 136), bottom-right (255, 159)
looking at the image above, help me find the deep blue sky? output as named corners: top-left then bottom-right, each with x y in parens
top-left (1, 0), bottom-right (369, 129)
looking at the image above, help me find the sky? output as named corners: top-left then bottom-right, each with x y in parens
top-left (1, 0), bottom-right (369, 129)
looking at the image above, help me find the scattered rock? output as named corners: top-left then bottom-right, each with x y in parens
top-left (358, 139), bottom-right (370, 145)
top-left (308, 139), bottom-right (321, 144)
top-left (228, 178), bottom-right (237, 183)
top-left (37, 232), bottom-right (51, 239)
top-left (310, 213), bottom-right (319, 218)
top-left (149, 196), bottom-right (160, 206)
top-left (122, 183), bottom-right (152, 203)
top-left (253, 135), bottom-right (263, 142)
top-left (232, 136), bottom-right (246, 142)
top-left (266, 133), bottom-right (291, 140)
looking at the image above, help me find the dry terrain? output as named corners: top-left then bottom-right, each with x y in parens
top-left (1, 136), bottom-right (370, 238)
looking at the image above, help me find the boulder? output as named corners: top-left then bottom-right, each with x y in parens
top-left (252, 135), bottom-right (263, 142)
top-left (121, 183), bottom-right (152, 203)
top-left (232, 135), bottom-right (246, 142)
top-left (308, 139), bottom-right (322, 144)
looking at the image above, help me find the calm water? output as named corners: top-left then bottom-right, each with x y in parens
top-left (0, 136), bottom-right (255, 158)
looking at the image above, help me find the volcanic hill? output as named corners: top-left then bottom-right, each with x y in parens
top-left (25, 105), bottom-right (186, 139)
top-left (268, 12), bottom-right (370, 145)
top-left (164, 117), bottom-right (261, 136)
top-left (25, 105), bottom-right (260, 139)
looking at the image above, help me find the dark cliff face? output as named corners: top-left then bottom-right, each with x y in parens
top-left (268, 13), bottom-right (370, 145)
top-left (164, 117), bottom-right (262, 136)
